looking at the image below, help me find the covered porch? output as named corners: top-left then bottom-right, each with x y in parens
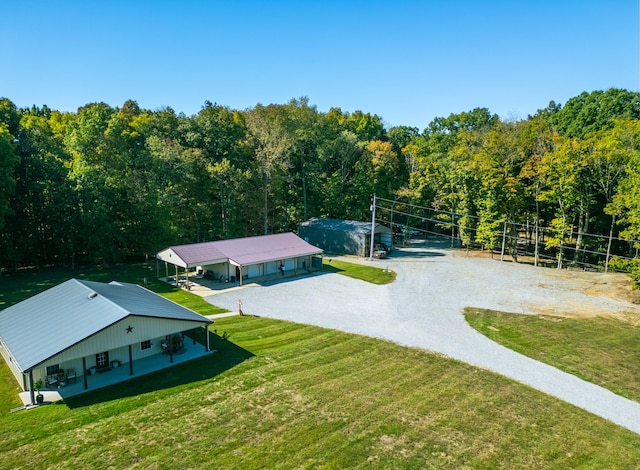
top-left (19, 338), bottom-right (215, 406)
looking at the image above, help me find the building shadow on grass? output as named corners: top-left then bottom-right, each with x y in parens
top-left (63, 331), bottom-right (254, 409)
top-left (387, 249), bottom-right (446, 259)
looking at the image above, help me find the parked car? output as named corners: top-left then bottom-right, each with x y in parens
top-left (373, 249), bottom-right (387, 259)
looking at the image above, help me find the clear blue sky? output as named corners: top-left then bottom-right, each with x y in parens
top-left (1, 0), bottom-right (638, 130)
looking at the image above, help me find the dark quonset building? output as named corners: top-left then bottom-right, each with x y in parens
top-left (298, 218), bottom-right (393, 257)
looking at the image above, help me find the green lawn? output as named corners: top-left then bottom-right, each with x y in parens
top-left (1, 266), bottom-right (640, 468)
top-left (0, 262), bottom-right (228, 315)
top-left (1, 315), bottom-right (639, 468)
top-left (465, 307), bottom-right (640, 403)
top-left (322, 258), bottom-right (396, 284)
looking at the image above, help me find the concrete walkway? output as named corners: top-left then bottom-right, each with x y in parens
top-left (205, 240), bottom-right (640, 435)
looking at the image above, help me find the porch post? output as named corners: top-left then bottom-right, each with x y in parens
top-left (128, 345), bottom-right (134, 375)
top-left (239, 266), bottom-right (243, 286)
top-left (82, 357), bottom-right (88, 390)
top-left (28, 370), bottom-right (35, 405)
top-left (205, 324), bottom-right (210, 351)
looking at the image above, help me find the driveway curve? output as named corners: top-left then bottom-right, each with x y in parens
top-left (205, 240), bottom-right (640, 434)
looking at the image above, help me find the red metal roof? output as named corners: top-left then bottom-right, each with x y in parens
top-left (171, 242), bottom-right (227, 266)
top-left (158, 233), bottom-right (322, 268)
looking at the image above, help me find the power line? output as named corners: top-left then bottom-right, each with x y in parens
top-left (372, 196), bottom-right (640, 272)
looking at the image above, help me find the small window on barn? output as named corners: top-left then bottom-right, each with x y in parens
top-left (141, 340), bottom-right (152, 351)
top-left (46, 364), bottom-right (61, 376)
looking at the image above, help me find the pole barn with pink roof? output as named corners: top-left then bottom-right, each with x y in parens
top-left (156, 233), bottom-right (323, 286)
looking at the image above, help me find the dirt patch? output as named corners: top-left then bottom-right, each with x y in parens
top-left (583, 274), bottom-right (640, 303)
top-left (450, 245), bottom-right (640, 320)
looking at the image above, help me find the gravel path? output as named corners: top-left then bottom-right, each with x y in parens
top-left (206, 240), bottom-right (640, 434)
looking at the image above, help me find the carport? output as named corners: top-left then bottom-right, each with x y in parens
top-left (156, 233), bottom-right (323, 287)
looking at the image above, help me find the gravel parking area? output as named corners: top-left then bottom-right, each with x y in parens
top-left (206, 239), bottom-right (640, 434)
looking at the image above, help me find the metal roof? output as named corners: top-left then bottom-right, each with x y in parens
top-left (157, 232), bottom-right (323, 268)
top-left (0, 279), bottom-right (212, 372)
top-left (299, 218), bottom-right (392, 234)
top-left (157, 242), bottom-right (228, 268)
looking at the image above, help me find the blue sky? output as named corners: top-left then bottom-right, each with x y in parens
top-left (1, 0), bottom-right (638, 130)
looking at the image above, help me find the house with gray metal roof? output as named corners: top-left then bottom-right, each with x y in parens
top-left (156, 232), bottom-right (323, 286)
top-left (0, 279), bottom-right (213, 406)
top-left (298, 218), bottom-right (393, 257)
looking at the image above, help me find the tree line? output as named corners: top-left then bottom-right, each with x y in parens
top-left (0, 89), bottom-right (639, 276)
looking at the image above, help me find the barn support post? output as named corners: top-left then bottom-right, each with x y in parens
top-left (82, 357), bottom-right (88, 389)
top-left (128, 345), bottom-right (134, 375)
top-left (28, 370), bottom-right (35, 405)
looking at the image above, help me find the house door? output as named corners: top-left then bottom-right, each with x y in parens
top-left (96, 351), bottom-right (109, 369)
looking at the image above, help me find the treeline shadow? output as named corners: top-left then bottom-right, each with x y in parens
top-left (64, 331), bottom-right (254, 409)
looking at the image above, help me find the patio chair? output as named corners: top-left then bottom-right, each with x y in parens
top-left (46, 374), bottom-right (58, 387)
top-left (66, 368), bottom-right (77, 384)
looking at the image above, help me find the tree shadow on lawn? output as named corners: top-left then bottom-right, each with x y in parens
top-left (63, 332), bottom-right (254, 409)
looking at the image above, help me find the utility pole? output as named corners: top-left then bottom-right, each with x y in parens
top-left (369, 195), bottom-right (377, 260)
top-left (500, 220), bottom-right (507, 262)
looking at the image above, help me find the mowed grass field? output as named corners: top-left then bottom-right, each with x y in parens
top-left (465, 307), bottom-right (640, 403)
top-left (1, 263), bottom-right (640, 468)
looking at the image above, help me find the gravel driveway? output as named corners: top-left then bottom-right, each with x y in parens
top-left (206, 239), bottom-right (640, 434)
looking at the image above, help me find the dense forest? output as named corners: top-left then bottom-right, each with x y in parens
top-left (0, 89), bottom-right (639, 276)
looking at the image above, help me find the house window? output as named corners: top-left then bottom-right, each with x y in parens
top-left (46, 364), bottom-right (61, 376)
top-left (141, 340), bottom-right (152, 351)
